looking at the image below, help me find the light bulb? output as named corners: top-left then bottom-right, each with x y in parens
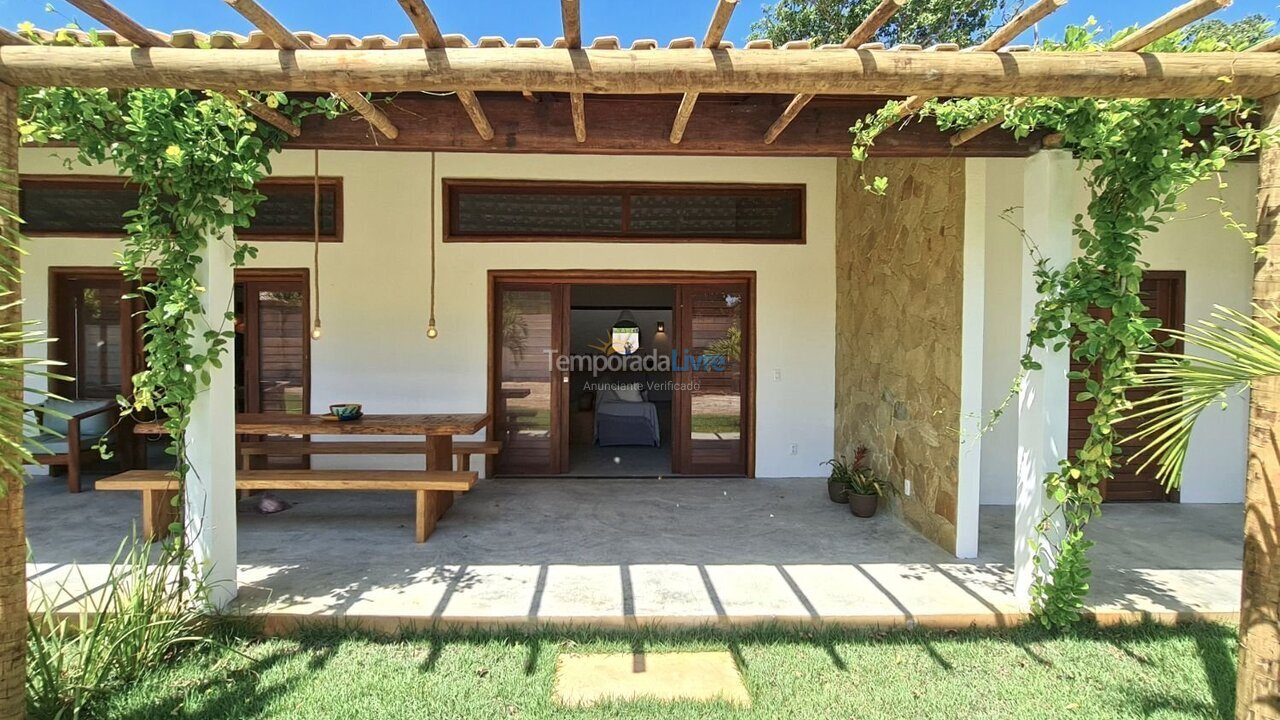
top-left (426, 320), bottom-right (439, 339)
top-left (311, 320), bottom-right (322, 340)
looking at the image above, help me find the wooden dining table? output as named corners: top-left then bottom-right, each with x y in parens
top-left (135, 412), bottom-right (490, 471)
top-left (234, 413), bottom-right (488, 467)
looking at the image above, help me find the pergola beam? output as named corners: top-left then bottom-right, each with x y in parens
top-left (670, 0), bottom-right (738, 144)
top-left (224, 0), bottom-right (398, 140)
top-left (1112, 0), bottom-right (1230, 52)
top-left (951, 0), bottom-right (1230, 146)
top-left (560, 0), bottom-right (581, 48)
top-left (1247, 35), bottom-right (1280, 53)
top-left (0, 47), bottom-right (1276, 98)
top-left (64, 0), bottom-right (300, 137)
top-left (395, 0), bottom-right (493, 140)
top-left (765, 0), bottom-right (905, 144)
top-left (561, 0), bottom-right (586, 142)
top-left (896, 0), bottom-right (1067, 121)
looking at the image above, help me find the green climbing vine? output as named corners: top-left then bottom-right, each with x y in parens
top-left (850, 19), bottom-right (1278, 626)
top-left (17, 26), bottom-right (346, 577)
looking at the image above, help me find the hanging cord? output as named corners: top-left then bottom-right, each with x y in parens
top-left (311, 148), bottom-right (322, 339)
top-left (426, 151), bottom-right (439, 339)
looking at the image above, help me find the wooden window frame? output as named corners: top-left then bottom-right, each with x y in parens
top-left (20, 174), bottom-right (344, 243)
top-left (446, 179), bottom-right (806, 245)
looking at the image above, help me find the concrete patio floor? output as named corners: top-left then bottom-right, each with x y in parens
top-left (25, 473), bottom-right (1243, 630)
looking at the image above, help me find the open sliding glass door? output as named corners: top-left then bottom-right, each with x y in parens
top-left (673, 283), bottom-right (751, 476)
top-left (493, 282), bottom-right (569, 475)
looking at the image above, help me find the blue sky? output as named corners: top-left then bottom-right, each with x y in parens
top-left (0, 0), bottom-right (1274, 46)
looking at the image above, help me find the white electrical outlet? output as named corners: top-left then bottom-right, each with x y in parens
top-left (789, 443), bottom-right (798, 455)
top-left (904, 479), bottom-right (913, 496)
top-left (773, 369), bottom-right (783, 382)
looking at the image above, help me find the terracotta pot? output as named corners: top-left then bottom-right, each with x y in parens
top-left (827, 479), bottom-right (849, 503)
top-left (848, 492), bottom-right (879, 518)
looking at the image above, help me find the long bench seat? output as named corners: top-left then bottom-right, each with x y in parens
top-left (96, 468), bottom-right (477, 543)
top-left (238, 439), bottom-right (502, 471)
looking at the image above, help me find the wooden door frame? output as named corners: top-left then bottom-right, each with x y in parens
top-left (486, 269), bottom-right (757, 478)
top-left (235, 268), bottom-right (312, 416)
top-left (488, 279), bottom-right (571, 475)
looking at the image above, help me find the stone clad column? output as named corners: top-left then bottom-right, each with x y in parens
top-left (184, 224), bottom-right (238, 609)
top-left (1014, 150), bottom-right (1073, 605)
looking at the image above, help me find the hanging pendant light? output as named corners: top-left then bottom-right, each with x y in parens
top-left (426, 151), bottom-right (439, 339)
top-left (311, 148), bottom-right (323, 340)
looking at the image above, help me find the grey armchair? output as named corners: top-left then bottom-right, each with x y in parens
top-left (26, 398), bottom-right (118, 493)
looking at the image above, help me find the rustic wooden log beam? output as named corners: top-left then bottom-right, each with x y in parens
top-left (273, 93), bottom-right (1039, 156)
top-left (395, 0), bottom-right (493, 140)
top-left (1113, 0), bottom-right (1230, 52)
top-left (670, 0), bottom-right (738, 144)
top-left (0, 47), bottom-right (1276, 99)
top-left (224, 0), bottom-right (398, 139)
top-left (1247, 35), bottom-right (1280, 52)
top-left (561, 0), bottom-right (585, 142)
top-left (950, 0), bottom-right (1233, 147)
top-left (764, 0), bottom-right (906, 143)
top-left (0, 29), bottom-right (32, 46)
top-left (66, 0), bottom-right (300, 136)
top-left (1237, 91), bottom-right (1280, 720)
top-left (896, 0), bottom-right (1067, 125)
top-left (560, 0), bottom-right (581, 48)
top-left (979, 0), bottom-right (1068, 51)
top-left (65, 0), bottom-right (165, 47)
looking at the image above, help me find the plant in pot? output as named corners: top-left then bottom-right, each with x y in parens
top-left (823, 455), bottom-right (855, 503)
top-left (845, 465), bottom-right (888, 518)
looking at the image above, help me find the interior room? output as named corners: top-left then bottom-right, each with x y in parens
top-left (567, 284), bottom-right (673, 477)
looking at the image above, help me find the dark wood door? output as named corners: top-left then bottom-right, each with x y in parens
top-left (50, 271), bottom-right (140, 401)
top-left (673, 283), bottom-right (751, 476)
top-left (1069, 271), bottom-right (1185, 502)
top-left (492, 282), bottom-right (569, 475)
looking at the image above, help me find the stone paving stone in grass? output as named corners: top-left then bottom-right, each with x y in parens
top-left (553, 651), bottom-right (751, 708)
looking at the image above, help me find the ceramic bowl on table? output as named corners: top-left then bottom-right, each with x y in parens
top-left (328, 403), bottom-right (363, 421)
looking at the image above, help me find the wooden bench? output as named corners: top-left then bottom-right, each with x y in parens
top-left (96, 468), bottom-right (477, 543)
top-left (238, 439), bottom-right (502, 471)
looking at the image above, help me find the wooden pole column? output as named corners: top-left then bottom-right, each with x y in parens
top-left (0, 82), bottom-right (24, 720)
top-left (184, 217), bottom-right (239, 609)
top-left (1238, 92), bottom-right (1280, 720)
top-left (1013, 149), bottom-right (1074, 604)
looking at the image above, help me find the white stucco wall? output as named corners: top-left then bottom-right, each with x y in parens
top-left (18, 149), bottom-right (838, 479)
top-left (977, 158), bottom-right (1256, 505)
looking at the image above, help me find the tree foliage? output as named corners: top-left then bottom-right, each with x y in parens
top-left (749, 0), bottom-right (1013, 47)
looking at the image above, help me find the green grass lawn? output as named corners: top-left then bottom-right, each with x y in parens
top-left (100, 622), bottom-right (1238, 720)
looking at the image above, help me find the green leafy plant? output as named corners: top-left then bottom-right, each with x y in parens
top-left (26, 536), bottom-right (218, 719)
top-left (1127, 304), bottom-right (1280, 485)
top-left (824, 446), bottom-right (887, 496)
top-left (845, 18), bottom-right (1278, 626)
top-left (703, 322), bottom-right (742, 362)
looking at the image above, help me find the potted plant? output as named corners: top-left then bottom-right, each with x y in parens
top-left (822, 455), bottom-right (854, 503)
top-left (845, 465), bottom-right (887, 518)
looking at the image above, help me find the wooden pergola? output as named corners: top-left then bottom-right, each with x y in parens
top-left (0, 1), bottom-right (1277, 720)
top-left (0, 0), bottom-right (1273, 157)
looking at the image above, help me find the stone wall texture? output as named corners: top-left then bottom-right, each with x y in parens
top-left (835, 157), bottom-right (965, 553)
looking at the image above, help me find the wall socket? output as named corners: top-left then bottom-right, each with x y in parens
top-left (788, 443), bottom-right (798, 456)
top-left (904, 479), bottom-right (913, 496)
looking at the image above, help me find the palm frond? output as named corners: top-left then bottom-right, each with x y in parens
top-left (1127, 304), bottom-right (1280, 487)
